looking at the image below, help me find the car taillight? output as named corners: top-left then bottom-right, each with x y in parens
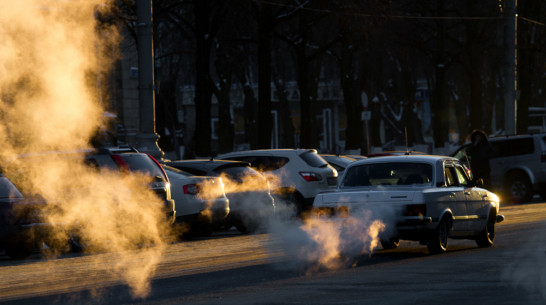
top-left (541, 151), bottom-right (546, 163)
top-left (111, 154), bottom-right (130, 174)
top-left (405, 204), bottom-right (426, 217)
top-left (183, 184), bottom-right (200, 195)
top-left (146, 153), bottom-right (170, 183)
top-left (299, 172), bottom-right (322, 182)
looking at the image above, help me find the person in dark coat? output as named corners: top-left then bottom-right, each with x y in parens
top-left (466, 129), bottom-right (494, 188)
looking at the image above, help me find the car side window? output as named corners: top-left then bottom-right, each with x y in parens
top-left (454, 166), bottom-right (470, 186)
top-left (445, 166), bottom-right (457, 186)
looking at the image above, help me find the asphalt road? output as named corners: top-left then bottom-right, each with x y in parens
top-left (1, 200), bottom-right (546, 305)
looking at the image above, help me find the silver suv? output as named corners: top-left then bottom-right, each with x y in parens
top-left (217, 149), bottom-right (338, 215)
top-left (452, 133), bottom-right (546, 203)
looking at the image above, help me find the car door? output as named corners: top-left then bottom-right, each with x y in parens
top-left (442, 162), bottom-right (469, 234)
top-left (453, 163), bottom-right (489, 232)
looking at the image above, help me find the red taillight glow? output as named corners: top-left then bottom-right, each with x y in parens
top-left (183, 184), bottom-right (200, 195)
top-left (146, 153), bottom-right (170, 183)
top-left (299, 172), bottom-right (322, 182)
top-left (111, 154), bottom-right (130, 174)
top-left (541, 151), bottom-right (546, 163)
top-left (405, 204), bottom-right (426, 217)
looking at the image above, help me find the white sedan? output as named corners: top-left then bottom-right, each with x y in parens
top-left (312, 155), bottom-right (505, 253)
top-left (163, 166), bottom-right (229, 236)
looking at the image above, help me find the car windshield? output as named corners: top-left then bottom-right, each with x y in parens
top-left (118, 153), bottom-right (166, 179)
top-left (342, 162), bottom-right (433, 187)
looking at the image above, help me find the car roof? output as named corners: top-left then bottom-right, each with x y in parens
top-left (351, 154), bottom-right (455, 165)
top-left (219, 148), bottom-right (317, 156)
top-left (366, 151), bottom-right (426, 158)
top-left (164, 159), bottom-right (251, 172)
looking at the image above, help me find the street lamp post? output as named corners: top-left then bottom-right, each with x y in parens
top-left (136, 0), bottom-right (163, 159)
top-left (504, 0), bottom-right (517, 135)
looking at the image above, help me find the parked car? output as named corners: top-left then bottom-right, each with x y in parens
top-left (320, 154), bottom-right (358, 174)
top-left (85, 147), bottom-right (176, 224)
top-left (216, 149), bottom-right (338, 216)
top-left (5, 147), bottom-right (176, 252)
top-left (312, 155), bottom-right (504, 254)
top-left (366, 150), bottom-right (426, 158)
top-left (163, 160), bottom-right (275, 233)
top-left (0, 174), bottom-right (49, 259)
top-left (163, 165), bottom-right (229, 236)
top-left (452, 133), bottom-right (546, 203)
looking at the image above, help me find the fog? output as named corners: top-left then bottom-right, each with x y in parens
top-left (0, 0), bottom-right (168, 299)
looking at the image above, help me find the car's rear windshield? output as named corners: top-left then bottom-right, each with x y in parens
top-left (342, 162), bottom-right (433, 187)
top-left (118, 154), bottom-right (165, 178)
top-left (300, 150), bottom-right (329, 168)
top-left (0, 177), bottom-right (23, 198)
top-left (163, 165), bottom-right (193, 177)
top-left (216, 166), bottom-right (262, 182)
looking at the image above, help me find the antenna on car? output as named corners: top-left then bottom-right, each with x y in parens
top-left (405, 127), bottom-right (409, 154)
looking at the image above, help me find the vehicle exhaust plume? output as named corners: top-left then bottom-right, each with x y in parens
top-left (268, 206), bottom-right (388, 273)
top-left (0, 0), bottom-right (168, 299)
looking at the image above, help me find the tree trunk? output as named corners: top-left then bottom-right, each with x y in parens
top-left (194, 0), bottom-right (212, 157)
top-left (257, 3), bottom-right (272, 149)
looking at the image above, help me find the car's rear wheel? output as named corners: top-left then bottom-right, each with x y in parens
top-left (504, 173), bottom-right (533, 203)
top-left (427, 217), bottom-right (450, 254)
top-left (4, 239), bottom-right (34, 259)
top-left (476, 211), bottom-right (495, 248)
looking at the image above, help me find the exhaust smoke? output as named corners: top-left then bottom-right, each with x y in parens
top-left (268, 205), bottom-right (390, 273)
top-left (0, 0), bottom-right (168, 299)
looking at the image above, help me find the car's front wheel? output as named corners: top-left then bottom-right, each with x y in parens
top-left (476, 211), bottom-right (495, 248)
top-left (427, 217), bottom-right (450, 254)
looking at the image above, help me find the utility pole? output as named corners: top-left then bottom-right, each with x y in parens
top-left (504, 0), bottom-right (517, 135)
top-left (136, 0), bottom-right (163, 158)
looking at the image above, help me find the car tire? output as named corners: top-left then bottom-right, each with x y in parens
top-left (4, 240), bottom-right (34, 259)
top-left (504, 173), bottom-right (533, 203)
top-left (427, 217), bottom-right (450, 254)
top-left (539, 185), bottom-right (546, 201)
top-left (380, 236), bottom-right (400, 250)
top-left (476, 211), bottom-right (495, 248)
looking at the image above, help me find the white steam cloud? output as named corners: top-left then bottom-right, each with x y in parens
top-left (268, 207), bottom-right (388, 272)
top-left (0, 0), bottom-right (168, 299)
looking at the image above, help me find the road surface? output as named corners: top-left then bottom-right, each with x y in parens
top-left (1, 201), bottom-right (546, 304)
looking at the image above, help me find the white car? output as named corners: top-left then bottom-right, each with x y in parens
top-left (312, 155), bottom-right (505, 253)
top-left (217, 149), bottom-right (338, 216)
top-left (163, 166), bottom-right (229, 236)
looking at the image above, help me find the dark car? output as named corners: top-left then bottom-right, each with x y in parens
top-left (320, 154), bottom-right (358, 174)
top-left (4, 147), bottom-right (176, 253)
top-left (86, 147), bottom-right (176, 224)
top-left (163, 159), bottom-right (275, 233)
top-left (0, 174), bottom-right (50, 259)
